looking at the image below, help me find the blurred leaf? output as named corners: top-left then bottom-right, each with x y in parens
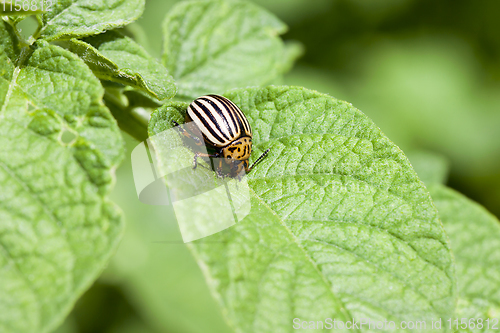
top-left (67, 31), bottom-right (176, 101)
top-left (51, 315), bottom-right (77, 333)
top-left (407, 150), bottom-right (450, 185)
top-left (286, 41), bottom-right (500, 217)
top-left (149, 86), bottom-right (456, 331)
top-left (37, 0), bottom-right (145, 41)
top-left (107, 319), bottom-right (157, 333)
top-left (345, 38), bottom-right (500, 175)
top-left (429, 184), bottom-right (500, 331)
top-left (0, 23), bottom-right (123, 333)
top-left (134, 0), bottom-right (179, 58)
top-left (162, 0), bottom-right (295, 98)
top-left (137, 0), bottom-right (329, 59)
top-left (118, 22), bottom-right (151, 53)
top-left (279, 40), bottom-right (305, 74)
top-left (248, 0), bottom-right (332, 23)
top-left (105, 134), bottom-right (233, 333)
top-left (285, 65), bottom-right (348, 99)
top-left (344, 0), bottom-right (414, 18)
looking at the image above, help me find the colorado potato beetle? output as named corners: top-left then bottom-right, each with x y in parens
top-left (173, 95), bottom-right (269, 178)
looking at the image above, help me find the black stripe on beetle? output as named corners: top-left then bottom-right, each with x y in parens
top-left (208, 95), bottom-right (243, 136)
top-left (199, 97), bottom-right (236, 138)
top-left (176, 94), bottom-right (270, 178)
top-left (218, 95), bottom-right (251, 136)
top-left (192, 100), bottom-right (228, 144)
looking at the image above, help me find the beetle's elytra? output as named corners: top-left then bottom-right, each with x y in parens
top-left (173, 94), bottom-right (269, 178)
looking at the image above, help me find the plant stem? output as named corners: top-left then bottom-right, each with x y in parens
top-left (103, 90), bottom-right (150, 142)
top-left (27, 15), bottom-right (43, 44)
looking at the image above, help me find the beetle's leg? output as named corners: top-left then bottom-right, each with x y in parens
top-left (215, 158), bottom-right (225, 178)
top-left (172, 120), bottom-right (203, 146)
top-left (234, 163), bottom-right (244, 184)
top-left (231, 161), bottom-right (246, 180)
top-left (193, 151), bottom-right (219, 170)
top-left (247, 148), bottom-right (271, 172)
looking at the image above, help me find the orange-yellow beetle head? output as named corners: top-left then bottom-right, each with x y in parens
top-left (222, 137), bottom-right (252, 162)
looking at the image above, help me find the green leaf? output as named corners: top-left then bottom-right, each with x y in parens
top-left (104, 134), bottom-right (233, 333)
top-left (67, 31), bottom-right (176, 101)
top-left (102, 87), bottom-right (150, 142)
top-left (37, 0), bottom-right (145, 41)
top-left (162, 0), bottom-right (296, 99)
top-left (407, 150), bottom-right (450, 185)
top-left (280, 41), bottom-right (304, 76)
top-left (0, 22), bottom-right (123, 333)
top-left (149, 86), bottom-right (456, 331)
top-left (429, 184), bottom-right (500, 331)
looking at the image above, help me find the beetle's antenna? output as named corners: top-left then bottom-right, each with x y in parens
top-left (248, 148), bottom-right (270, 171)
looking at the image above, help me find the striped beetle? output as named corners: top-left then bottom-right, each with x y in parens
top-left (173, 95), bottom-right (270, 178)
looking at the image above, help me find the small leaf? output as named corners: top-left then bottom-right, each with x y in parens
top-left (0, 22), bottom-right (123, 333)
top-left (429, 184), bottom-right (500, 331)
top-left (67, 31), bottom-right (176, 101)
top-left (162, 0), bottom-right (296, 99)
top-left (149, 86), bottom-right (457, 331)
top-left (407, 150), bottom-right (450, 185)
top-left (37, 0), bottom-right (145, 41)
top-left (279, 40), bottom-right (305, 75)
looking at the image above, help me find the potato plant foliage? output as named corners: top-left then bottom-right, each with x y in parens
top-left (0, 1), bottom-right (499, 333)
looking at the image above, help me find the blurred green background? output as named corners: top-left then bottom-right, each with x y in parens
top-left (54, 0), bottom-right (500, 332)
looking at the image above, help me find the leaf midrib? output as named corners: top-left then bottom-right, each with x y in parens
top-left (248, 186), bottom-right (356, 330)
top-left (253, 173), bottom-right (450, 313)
top-left (245, 135), bottom-right (453, 318)
top-left (0, 66), bottom-right (20, 115)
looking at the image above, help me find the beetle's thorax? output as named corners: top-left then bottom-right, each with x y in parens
top-left (222, 137), bottom-right (252, 161)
